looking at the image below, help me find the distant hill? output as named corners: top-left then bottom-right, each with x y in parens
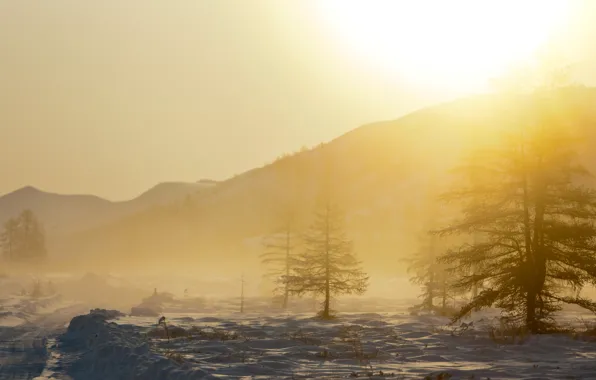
top-left (21, 88), bottom-right (596, 275)
top-left (0, 181), bottom-right (217, 235)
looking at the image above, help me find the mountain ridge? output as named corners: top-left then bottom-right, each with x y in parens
top-left (6, 88), bottom-right (596, 275)
top-left (0, 181), bottom-right (217, 235)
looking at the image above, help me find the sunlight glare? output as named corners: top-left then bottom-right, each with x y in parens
top-left (316, 0), bottom-right (570, 91)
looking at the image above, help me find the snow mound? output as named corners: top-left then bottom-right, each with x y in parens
top-left (89, 308), bottom-right (126, 320)
top-left (131, 305), bottom-right (161, 317)
top-left (59, 313), bottom-right (215, 380)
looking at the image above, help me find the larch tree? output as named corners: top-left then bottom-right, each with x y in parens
top-left (288, 199), bottom-right (368, 319)
top-left (407, 229), bottom-right (457, 315)
top-left (407, 232), bottom-right (439, 311)
top-left (435, 93), bottom-right (596, 333)
top-left (260, 207), bottom-right (298, 309)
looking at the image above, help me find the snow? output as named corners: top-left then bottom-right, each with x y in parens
top-left (27, 298), bottom-right (596, 380)
top-left (0, 294), bottom-right (66, 327)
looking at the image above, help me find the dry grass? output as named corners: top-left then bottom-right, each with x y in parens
top-left (569, 317), bottom-right (596, 341)
top-left (487, 318), bottom-right (529, 345)
top-left (424, 372), bottom-right (453, 380)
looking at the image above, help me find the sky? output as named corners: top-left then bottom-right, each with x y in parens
top-left (1, 0), bottom-right (596, 201)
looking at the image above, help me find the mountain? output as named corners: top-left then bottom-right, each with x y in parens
top-left (0, 181), bottom-right (217, 235)
top-left (22, 88), bottom-right (596, 275)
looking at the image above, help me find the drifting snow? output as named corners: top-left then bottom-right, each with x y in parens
top-left (46, 300), bottom-right (596, 379)
top-left (0, 295), bottom-right (65, 327)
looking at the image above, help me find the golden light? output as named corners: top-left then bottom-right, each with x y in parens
top-left (315, 0), bottom-right (570, 91)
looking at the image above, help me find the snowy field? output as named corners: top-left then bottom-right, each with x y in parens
top-left (0, 294), bottom-right (89, 380)
top-left (2, 272), bottom-right (596, 379)
top-left (8, 297), bottom-right (594, 380)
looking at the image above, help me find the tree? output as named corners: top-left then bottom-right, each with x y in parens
top-left (407, 230), bottom-right (460, 315)
top-left (0, 210), bottom-right (47, 262)
top-left (260, 208), bottom-right (297, 309)
top-left (288, 199), bottom-right (368, 319)
top-left (1, 218), bottom-right (20, 260)
top-left (435, 99), bottom-right (596, 333)
top-left (407, 233), bottom-right (444, 311)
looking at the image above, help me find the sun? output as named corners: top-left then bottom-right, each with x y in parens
top-left (315, 0), bottom-right (570, 91)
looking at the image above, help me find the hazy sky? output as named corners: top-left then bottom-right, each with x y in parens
top-left (1, 0), bottom-right (596, 200)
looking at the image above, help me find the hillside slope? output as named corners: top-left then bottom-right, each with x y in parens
top-left (54, 88), bottom-right (596, 274)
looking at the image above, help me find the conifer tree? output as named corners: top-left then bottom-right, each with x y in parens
top-left (288, 199), bottom-right (368, 319)
top-left (407, 231), bottom-right (456, 315)
top-left (435, 99), bottom-right (596, 332)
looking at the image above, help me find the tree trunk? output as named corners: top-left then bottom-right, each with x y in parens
top-left (426, 272), bottom-right (434, 310)
top-left (283, 230), bottom-right (290, 309)
top-left (526, 289), bottom-right (537, 333)
top-left (240, 274), bottom-right (245, 313)
top-left (528, 154), bottom-right (547, 333)
top-left (323, 202), bottom-right (331, 319)
top-left (471, 233), bottom-right (480, 312)
top-left (441, 281), bottom-right (447, 310)
top-left (323, 246), bottom-right (330, 318)
top-left (323, 279), bottom-right (330, 318)
top-left (521, 140), bottom-right (538, 333)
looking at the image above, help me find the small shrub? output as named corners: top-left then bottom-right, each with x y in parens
top-left (570, 318), bottom-right (596, 341)
top-left (315, 348), bottom-right (333, 360)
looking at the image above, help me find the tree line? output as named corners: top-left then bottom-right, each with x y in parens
top-left (261, 63), bottom-right (596, 332)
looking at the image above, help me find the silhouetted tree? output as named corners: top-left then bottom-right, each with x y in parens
top-left (436, 100), bottom-right (596, 333)
top-left (288, 200), bottom-right (368, 319)
top-left (407, 232), bottom-right (455, 315)
top-left (1, 210), bottom-right (46, 262)
top-left (240, 273), bottom-right (245, 313)
top-left (260, 209), bottom-right (297, 309)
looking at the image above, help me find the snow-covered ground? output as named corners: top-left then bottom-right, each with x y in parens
top-left (19, 297), bottom-right (596, 380)
top-left (0, 294), bottom-right (89, 380)
top-left (0, 293), bottom-right (77, 327)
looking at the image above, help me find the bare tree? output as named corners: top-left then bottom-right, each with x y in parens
top-left (260, 208), bottom-right (297, 309)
